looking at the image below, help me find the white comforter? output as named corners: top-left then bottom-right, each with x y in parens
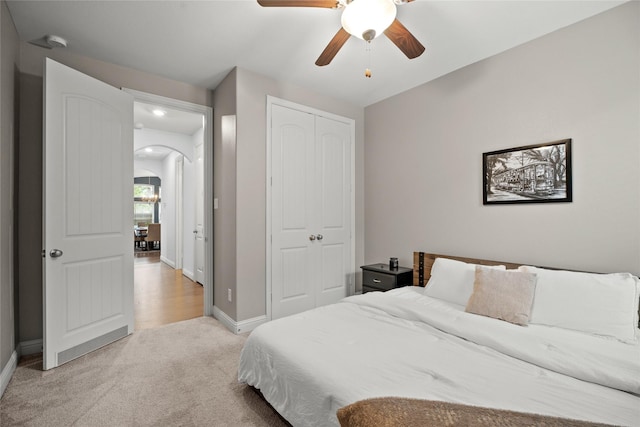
top-left (238, 287), bottom-right (640, 427)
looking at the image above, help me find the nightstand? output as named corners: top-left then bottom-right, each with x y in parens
top-left (361, 263), bottom-right (413, 293)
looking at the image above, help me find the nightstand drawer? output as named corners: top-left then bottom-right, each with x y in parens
top-left (362, 270), bottom-right (396, 291)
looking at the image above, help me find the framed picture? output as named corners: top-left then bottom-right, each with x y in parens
top-left (483, 139), bottom-right (572, 205)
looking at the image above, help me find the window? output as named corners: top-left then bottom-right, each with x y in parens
top-left (133, 182), bottom-right (159, 225)
top-left (134, 184), bottom-right (155, 199)
top-left (134, 202), bottom-right (154, 226)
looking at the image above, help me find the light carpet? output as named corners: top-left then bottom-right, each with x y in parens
top-left (0, 317), bottom-right (290, 427)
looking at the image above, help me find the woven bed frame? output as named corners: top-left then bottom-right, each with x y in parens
top-left (411, 252), bottom-right (640, 327)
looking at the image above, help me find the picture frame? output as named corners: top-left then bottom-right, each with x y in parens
top-left (483, 139), bottom-right (572, 205)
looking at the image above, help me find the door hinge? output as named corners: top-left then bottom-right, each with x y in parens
top-left (41, 249), bottom-right (46, 258)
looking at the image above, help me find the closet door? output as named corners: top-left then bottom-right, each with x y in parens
top-left (270, 103), bottom-right (352, 320)
top-left (271, 105), bottom-right (317, 319)
top-left (315, 116), bottom-right (350, 307)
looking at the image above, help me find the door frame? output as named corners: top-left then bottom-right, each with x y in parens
top-left (265, 95), bottom-right (356, 321)
top-left (124, 88), bottom-right (214, 316)
top-left (194, 143), bottom-right (206, 285)
top-left (175, 155), bottom-right (184, 270)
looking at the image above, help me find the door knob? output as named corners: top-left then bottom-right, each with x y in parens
top-left (49, 249), bottom-right (63, 258)
top-left (316, 234), bottom-right (323, 241)
top-left (309, 235), bottom-right (316, 241)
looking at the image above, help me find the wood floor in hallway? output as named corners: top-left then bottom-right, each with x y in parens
top-left (134, 253), bottom-right (204, 330)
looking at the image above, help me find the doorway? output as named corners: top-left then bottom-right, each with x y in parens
top-left (126, 88), bottom-right (214, 326)
top-left (133, 253), bottom-right (203, 330)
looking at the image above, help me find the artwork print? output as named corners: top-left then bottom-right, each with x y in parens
top-left (483, 139), bottom-right (572, 205)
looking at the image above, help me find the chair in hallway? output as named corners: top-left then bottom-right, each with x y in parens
top-left (134, 230), bottom-right (145, 249)
top-left (144, 223), bottom-right (161, 251)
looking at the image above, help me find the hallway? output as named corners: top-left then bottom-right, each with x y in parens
top-left (134, 253), bottom-right (204, 330)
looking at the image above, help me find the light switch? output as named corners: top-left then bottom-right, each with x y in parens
top-left (214, 198), bottom-right (219, 209)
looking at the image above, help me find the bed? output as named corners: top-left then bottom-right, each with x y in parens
top-left (238, 253), bottom-right (640, 426)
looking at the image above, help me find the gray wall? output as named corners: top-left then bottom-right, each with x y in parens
top-left (16, 73), bottom-right (41, 345)
top-left (213, 67), bottom-right (366, 323)
top-left (364, 2), bottom-right (640, 275)
top-left (14, 43), bottom-right (212, 345)
top-left (0, 0), bottom-right (18, 374)
top-left (19, 43), bottom-right (210, 107)
top-left (212, 68), bottom-right (238, 319)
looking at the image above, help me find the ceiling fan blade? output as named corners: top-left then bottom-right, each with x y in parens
top-left (315, 27), bottom-right (350, 66)
top-left (384, 19), bottom-right (425, 59)
top-left (257, 0), bottom-right (339, 8)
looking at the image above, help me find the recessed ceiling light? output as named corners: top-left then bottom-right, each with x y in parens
top-left (152, 109), bottom-right (166, 117)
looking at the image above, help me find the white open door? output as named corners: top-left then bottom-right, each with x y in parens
top-left (43, 58), bottom-right (134, 370)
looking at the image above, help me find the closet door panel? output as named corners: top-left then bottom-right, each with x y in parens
top-left (320, 134), bottom-right (345, 227)
top-left (271, 105), bottom-right (317, 319)
top-left (315, 116), bottom-right (351, 307)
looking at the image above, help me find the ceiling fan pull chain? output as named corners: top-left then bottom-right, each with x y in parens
top-left (365, 40), bottom-right (372, 78)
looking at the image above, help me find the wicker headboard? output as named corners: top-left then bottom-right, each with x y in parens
top-left (412, 252), bottom-right (640, 328)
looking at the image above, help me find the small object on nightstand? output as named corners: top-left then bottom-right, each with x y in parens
top-left (361, 263), bottom-right (413, 294)
top-left (389, 257), bottom-right (398, 270)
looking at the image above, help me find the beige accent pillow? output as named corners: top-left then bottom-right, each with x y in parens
top-left (465, 267), bottom-right (537, 326)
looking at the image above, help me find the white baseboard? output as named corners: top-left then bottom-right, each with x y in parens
top-left (19, 339), bottom-right (43, 356)
top-left (0, 350), bottom-right (17, 398)
top-left (213, 306), bottom-right (267, 334)
top-left (1, 339), bottom-right (43, 398)
top-left (160, 256), bottom-right (175, 268)
top-left (182, 268), bottom-right (194, 281)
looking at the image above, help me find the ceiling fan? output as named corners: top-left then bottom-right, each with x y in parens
top-left (257, 0), bottom-right (425, 67)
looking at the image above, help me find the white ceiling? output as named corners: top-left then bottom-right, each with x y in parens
top-left (132, 102), bottom-right (203, 163)
top-left (6, 0), bottom-right (625, 107)
top-left (133, 145), bottom-right (173, 162)
top-left (134, 101), bottom-right (203, 135)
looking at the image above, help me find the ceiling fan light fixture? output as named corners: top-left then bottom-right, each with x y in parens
top-left (341, 0), bottom-right (396, 41)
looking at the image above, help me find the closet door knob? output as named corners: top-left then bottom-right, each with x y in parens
top-left (309, 235), bottom-right (316, 241)
top-left (316, 234), bottom-right (323, 241)
top-left (49, 249), bottom-right (64, 258)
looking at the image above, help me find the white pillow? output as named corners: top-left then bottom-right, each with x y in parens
top-left (424, 258), bottom-right (505, 306)
top-left (519, 265), bottom-right (639, 343)
top-left (635, 276), bottom-right (640, 340)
